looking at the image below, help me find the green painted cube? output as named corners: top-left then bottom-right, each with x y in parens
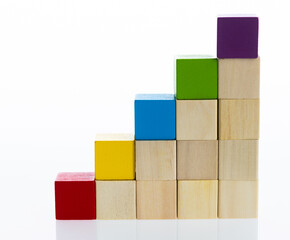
top-left (176, 57), bottom-right (218, 99)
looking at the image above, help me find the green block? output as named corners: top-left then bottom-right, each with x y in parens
top-left (176, 57), bottom-right (218, 99)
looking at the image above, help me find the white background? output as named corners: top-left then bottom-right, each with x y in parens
top-left (0, 0), bottom-right (289, 239)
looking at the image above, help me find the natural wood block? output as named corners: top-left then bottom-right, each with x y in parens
top-left (219, 140), bottom-right (259, 180)
top-left (176, 100), bottom-right (217, 140)
top-left (95, 134), bottom-right (135, 180)
top-left (137, 181), bottom-right (177, 219)
top-left (219, 100), bottom-right (259, 140)
top-left (219, 180), bottom-right (258, 218)
top-left (177, 140), bottom-right (218, 180)
top-left (96, 181), bottom-right (136, 220)
top-left (218, 58), bottom-right (260, 99)
top-left (178, 180), bottom-right (218, 219)
top-left (136, 141), bottom-right (176, 180)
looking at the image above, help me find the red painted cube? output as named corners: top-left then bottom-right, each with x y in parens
top-left (55, 172), bottom-right (96, 220)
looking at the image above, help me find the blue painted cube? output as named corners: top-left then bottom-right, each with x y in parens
top-left (135, 94), bottom-right (176, 140)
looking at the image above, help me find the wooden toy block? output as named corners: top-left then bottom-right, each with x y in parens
top-left (218, 58), bottom-right (260, 99)
top-left (137, 180), bottom-right (177, 219)
top-left (219, 100), bottom-right (259, 140)
top-left (55, 172), bottom-right (96, 220)
top-left (219, 180), bottom-right (258, 218)
top-left (176, 100), bottom-right (217, 140)
top-left (176, 57), bottom-right (218, 100)
top-left (96, 181), bottom-right (136, 220)
top-left (136, 140), bottom-right (176, 180)
top-left (177, 140), bottom-right (218, 180)
top-left (219, 140), bottom-right (259, 180)
top-left (95, 134), bottom-right (135, 180)
top-left (217, 16), bottom-right (259, 58)
top-left (178, 180), bottom-right (218, 219)
top-left (135, 94), bottom-right (176, 140)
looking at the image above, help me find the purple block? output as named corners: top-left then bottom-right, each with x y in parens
top-left (217, 16), bottom-right (259, 58)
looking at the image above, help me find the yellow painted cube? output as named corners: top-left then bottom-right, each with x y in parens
top-left (95, 134), bottom-right (135, 180)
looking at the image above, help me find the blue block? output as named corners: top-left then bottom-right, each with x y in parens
top-left (135, 94), bottom-right (176, 140)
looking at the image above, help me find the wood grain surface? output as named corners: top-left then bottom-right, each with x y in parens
top-left (176, 100), bottom-right (217, 140)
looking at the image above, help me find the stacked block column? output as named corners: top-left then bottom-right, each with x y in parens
top-left (94, 134), bottom-right (136, 219)
top-left (217, 16), bottom-right (260, 218)
top-left (135, 94), bottom-right (177, 219)
top-left (176, 57), bottom-right (218, 219)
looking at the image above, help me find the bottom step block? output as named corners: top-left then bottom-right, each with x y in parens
top-left (219, 180), bottom-right (258, 218)
top-left (137, 181), bottom-right (177, 219)
top-left (178, 180), bottom-right (218, 219)
top-left (96, 181), bottom-right (136, 219)
top-left (55, 172), bottom-right (96, 220)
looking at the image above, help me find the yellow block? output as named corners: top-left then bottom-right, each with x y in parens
top-left (95, 134), bottom-right (135, 180)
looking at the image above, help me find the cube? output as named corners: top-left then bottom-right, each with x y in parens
top-left (177, 140), bottom-right (218, 180)
top-left (217, 16), bottom-right (259, 58)
top-left (135, 94), bottom-right (176, 140)
top-left (178, 180), bottom-right (218, 219)
top-left (219, 100), bottom-right (259, 140)
top-left (176, 100), bottom-right (217, 140)
top-left (176, 57), bottom-right (217, 100)
top-left (137, 181), bottom-right (177, 219)
top-left (136, 140), bottom-right (176, 180)
top-left (218, 58), bottom-right (260, 99)
top-left (219, 180), bottom-right (258, 218)
top-left (55, 172), bottom-right (96, 220)
top-left (95, 134), bottom-right (135, 180)
top-left (219, 140), bottom-right (259, 180)
top-left (96, 181), bottom-right (136, 219)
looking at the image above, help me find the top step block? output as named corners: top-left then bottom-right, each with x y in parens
top-left (217, 16), bottom-right (259, 58)
top-left (135, 94), bottom-right (176, 140)
top-left (176, 56), bottom-right (218, 100)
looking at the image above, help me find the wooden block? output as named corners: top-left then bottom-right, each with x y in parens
top-left (177, 140), bottom-right (218, 180)
top-left (55, 172), bottom-right (96, 220)
top-left (95, 134), bottom-right (135, 180)
top-left (217, 16), bottom-right (259, 58)
top-left (219, 140), bottom-right (259, 180)
top-left (218, 58), bottom-right (260, 99)
top-left (136, 140), bottom-right (176, 180)
top-left (176, 100), bottom-right (217, 140)
top-left (178, 180), bottom-right (218, 219)
top-left (219, 100), bottom-right (259, 140)
top-left (176, 57), bottom-right (218, 100)
top-left (96, 181), bottom-right (136, 219)
top-left (137, 181), bottom-right (177, 219)
top-left (219, 180), bottom-right (258, 218)
top-left (135, 94), bottom-right (176, 140)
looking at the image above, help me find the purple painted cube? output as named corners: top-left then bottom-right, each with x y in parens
top-left (217, 16), bottom-right (259, 58)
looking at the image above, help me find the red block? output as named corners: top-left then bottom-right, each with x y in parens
top-left (55, 172), bottom-right (96, 220)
